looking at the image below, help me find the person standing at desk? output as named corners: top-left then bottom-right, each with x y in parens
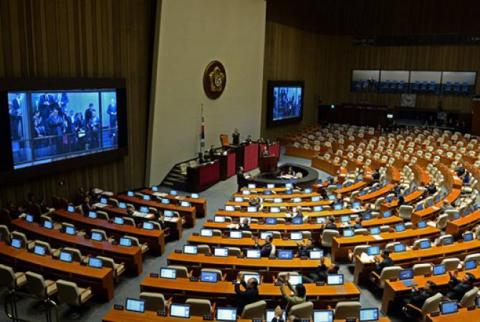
top-left (232, 128), bottom-right (240, 145)
top-left (277, 273), bottom-right (306, 312)
top-left (237, 167), bottom-right (248, 192)
top-left (234, 273), bottom-right (259, 315)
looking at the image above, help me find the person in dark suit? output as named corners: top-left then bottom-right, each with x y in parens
top-left (84, 103), bottom-right (95, 124)
top-left (374, 250), bottom-right (394, 274)
top-left (236, 167), bottom-right (247, 192)
top-left (324, 217), bottom-right (338, 230)
top-left (234, 273), bottom-right (259, 315)
top-left (408, 281), bottom-right (437, 308)
top-left (238, 218), bottom-right (250, 230)
top-left (38, 93), bottom-right (54, 126)
top-left (254, 235), bottom-right (273, 257)
top-left (232, 128), bottom-right (240, 145)
top-left (107, 98), bottom-right (117, 128)
top-left (270, 306), bottom-right (285, 322)
top-left (10, 94), bottom-right (23, 140)
top-left (307, 256), bottom-right (339, 282)
top-left (297, 239), bottom-right (312, 258)
top-left (446, 271), bottom-right (475, 301)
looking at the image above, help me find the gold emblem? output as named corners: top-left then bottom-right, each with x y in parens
top-left (203, 61), bottom-right (226, 99)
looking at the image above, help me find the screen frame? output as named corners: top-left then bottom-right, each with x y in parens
top-left (266, 80), bottom-right (304, 127)
top-left (0, 78), bottom-right (128, 184)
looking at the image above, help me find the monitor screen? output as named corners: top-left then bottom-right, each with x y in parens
top-left (142, 222), bottom-right (154, 230)
top-left (352, 201), bottom-right (361, 209)
top-left (274, 198), bottom-right (282, 203)
top-left (417, 221), bottom-right (426, 229)
top-left (214, 248), bottom-right (228, 257)
top-left (292, 216), bottom-right (303, 224)
top-left (118, 202), bottom-right (127, 209)
top-left (285, 183), bottom-right (293, 189)
top-left (360, 308), bottom-right (379, 321)
top-left (290, 232), bottom-right (303, 240)
top-left (265, 217), bottom-right (277, 224)
top-left (292, 197), bottom-right (302, 203)
top-left (267, 81), bottom-right (304, 126)
top-left (327, 274), bottom-right (344, 285)
top-left (270, 207), bottom-right (280, 213)
top-left (277, 249), bottom-right (293, 259)
top-left (343, 230), bottom-right (354, 237)
top-left (328, 195), bottom-right (336, 200)
top-left (313, 310), bottom-right (334, 322)
top-left (395, 224), bottom-right (405, 232)
top-left (230, 231), bottom-right (242, 239)
top-left (170, 304), bottom-right (190, 318)
top-left (247, 184), bottom-right (256, 189)
top-left (10, 238), bottom-right (22, 249)
top-left (312, 196), bottom-right (321, 202)
top-left (64, 226), bottom-right (76, 235)
top-left (464, 233), bottom-right (474, 242)
top-left (142, 195), bottom-right (151, 201)
top-left (316, 217), bottom-right (326, 224)
top-left (100, 197), bottom-right (108, 204)
top-left (214, 216), bottom-right (225, 223)
top-left (246, 249), bottom-right (261, 259)
top-left (313, 206), bottom-right (323, 212)
top-left (267, 184), bottom-right (275, 189)
top-left (113, 217), bottom-right (124, 225)
top-left (183, 245), bottom-right (197, 254)
top-left (440, 301), bottom-right (458, 315)
top-left (200, 229), bottom-right (213, 237)
top-left (465, 260), bottom-right (477, 270)
top-left (242, 190), bottom-right (250, 195)
top-left (309, 249), bottom-right (324, 259)
top-left (164, 210), bottom-right (174, 217)
top-left (43, 220), bottom-right (53, 229)
top-left (170, 190), bottom-right (177, 195)
top-left (225, 206), bottom-right (235, 212)
top-left (383, 211), bottom-right (392, 218)
top-left (247, 206), bottom-right (257, 213)
top-left (341, 216), bottom-right (350, 223)
top-left (180, 201), bottom-right (190, 207)
top-left (433, 265), bottom-right (446, 276)
top-left (91, 232), bottom-right (103, 241)
top-left (33, 245), bottom-right (46, 256)
top-left (289, 275), bottom-right (303, 286)
top-left (151, 186), bottom-right (159, 192)
top-left (191, 193), bottom-right (199, 198)
top-left (160, 268), bottom-right (176, 279)
top-left (88, 257), bottom-right (103, 268)
top-left (304, 188), bottom-right (312, 193)
top-left (161, 198), bottom-right (170, 204)
top-left (442, 236), bottom-right (454, 245)
top-left (394, 244), bottom-right (406, 253)
top-left (200, 271), bottom-right (218, 283)
top-left (243, 273), bottom-right (260, 285)
top-left (59, 251), bottom-right (73, 263)
top-left (125, 298), bottom-right (145, 313)
top-left (119, 237), bottom-right (132, 247)
top-left (399, 269), bottom-right (414, 280)
top-left (234, 197), bottom-right (243, 202)
top-left (370, 227), bottom-right (381, 235)
top-left (67, 205), bottom-right (75, 213)
top-left (216, 307), bottom-right (237, 321)
top-left (139, 206), bottom-right (149, 213)
top-left (333, 203), bottom-right (343, 210)
top-left (419, 240), bottom-right (431, 249)
top-left (127, 191), bottom-right (134, 197)
top-left (367, 246), bottom-right (380, 256)
top-left (88, 211), bottom-right (97, 218)
top-left (260, 232), bottom-right (273, 240)
top-left (25, 214), bottom-right (34, 222)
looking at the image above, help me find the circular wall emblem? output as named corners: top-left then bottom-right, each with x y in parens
top-left (203, 60), bottom-right (226, 99)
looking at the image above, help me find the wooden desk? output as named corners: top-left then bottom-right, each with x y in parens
top-left (0, 242), bottom-right (114, 301)
top-left (187, 235), bottom-right (308, 248)
top-left (140, 276), bottom-right (360, 304)
top-left (187, 160), bottom-right (221, 192)
top-left (382, 269), bottom-right (480, 314)
top-left (411, 188), bottom-right (461, 223)
top-left (335, 181), bottom-right (368, 194)
top-left (54, 210), bottom-right (165, 255)
top-left (215, 208), bottom-right (364, 220)
top-left (141, 189), bottom-right (207, 218)
top-left (356, 184), bottom-right (395, 202)
top-left (382, 190), bottom-right (424, 209)
top-left (446, 210), bottom-right (480, 235)
top-left (11, 219), bottom-right (143, 275)
top-left (426, 308), bottom-right (480, 322)
top-left (117, 195), bottom-right (196, 227)
top-left (332, 227), bottom-right (440, 262)
top-left (232, 192), bottom-right (321, 199)
top-left (224, 200), bottom-right (332, 208)
top-left (103, 309), bottom-right (251, 322)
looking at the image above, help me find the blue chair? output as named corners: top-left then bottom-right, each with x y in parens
top-left (443, 81), bottom-right (452, 94)
top-left (398, 81), bottom-right (405, 92)
top-left (420, 81), bottom-right (428, 92)
top-left (453, 82), bottom-right (461, 94)
top-left (412, 81), bottom-right (420, 92)
top-left (461, 82), bottom-right (470, 95)
top-left (427, 81), bottom-right (436, 93)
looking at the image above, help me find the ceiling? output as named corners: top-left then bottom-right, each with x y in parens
top-left (266, 0), bottom-right (480, 36)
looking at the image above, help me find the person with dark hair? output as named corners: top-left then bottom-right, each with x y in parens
top-left (81, 196), bottom-right (93, 215)
top-left (238, 217), bottom-right (250, 230)
top-left (106, 98), bottom-right (117, 128)
top-left (372, 169), bottom-right (380, 182)
top-left (324, 217), bottom-right (338, 230)
top-left (84, 103), bottom-right (95, 124)
top-left (353, 216), bottom-right (363, 229)
top-left (407, 281), bottom-right (438, 309)
top-left (307, 256), bottom-right (339, 282)
top-left (297, 239), bottom-right (312, 258)
top-left (374, 250), bottom-right (394, 274)
top-left (446, 271), bottom-right (475, 301)
top-left (232, 128), bottom-right (240, 145)
top-left (270, 306), bottom-right (285, 322)
top-left (236, 167), bottom-right (247, 192)
top-left (278, 273), bottom-right (306, 312)
top-left (234, 273), bottom-right (259, 315)
top-left (398, 195), bottom-right (405, 206)
top-left (254, 235), bottom-right (273, 257)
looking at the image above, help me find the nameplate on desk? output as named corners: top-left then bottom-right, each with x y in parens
top-left (372, 235), bottom-right (384, 241)
top-left (153, 192), bottom-right (168, 197)
top-left (114, 304), bottom-right (124, 310)
top-left (93, 203), bottom-right (108, 208)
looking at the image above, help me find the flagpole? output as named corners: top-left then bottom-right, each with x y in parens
top-left (200, 103), bottom-right (205, 154)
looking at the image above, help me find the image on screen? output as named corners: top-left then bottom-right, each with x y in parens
top-left (8, 90), bottom-right (118, 170)
top-left (351, 70), bottom-right (380, 92)
top-left (379, 70), bottom-right (409, 93)
top-left (314, 310), bottom-right (334, 322)
top-left (409, 71), bottom-right (442, 94)
top-left (125, 298), bottom-right (145, 313)
top-left (216, 307), bottom-right (237, 321)
top-left (441, 71), bottom-right (477, 96)
top-left (271, 86), bottom-right (303, 122)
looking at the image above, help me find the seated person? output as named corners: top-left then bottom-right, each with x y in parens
top-left (404, 281), bottom-right (437, 310)
top-left (234, 273), bottom-right (259, 315)
top-left (238, 218), bottom-right (250, 230)
top-left (446, 271), bottom-right (475, 301)
top-left (324, 217), bottom-right (338, 230)
top-left (297, 239), bottom-right (313, 258)
top-left (374, 250), bottom-right (394, 275)
top-left (270, 306), bottom-right (285, 322)
top-left (253, 235), bottom-right (273, 257)
top-left (372, 169), bottom-right (380, 181)
top-left (249, 197), bottom-right (263, 211)
top-left (277, 273), bottom-right (306, 311)
top-left (353, 216), bottom-right (363, 229)
top-left (426, 183), bottom-right (437, 195)
top-left (307, 256), bottom-right (339, 282)
top-left (398, 195), bottom-right (405, 206)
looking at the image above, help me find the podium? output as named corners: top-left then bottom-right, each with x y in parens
top-left (186, 160), bottom-right (220, 192)
top-left (217, 150), bottom-right (236, 180)
top-left (472, 99), bottom-right (480, 136)
top-left (259, 155), bottom-right (279, 173)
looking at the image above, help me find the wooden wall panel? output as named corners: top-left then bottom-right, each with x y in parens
top-left (0, 0), bottom-right (156, 205)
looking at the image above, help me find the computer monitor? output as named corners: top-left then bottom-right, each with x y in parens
top-left (125, 298), bottom-right (145, 313)
top-left (100, 197), bottom-right (108, 204)
top-left (200, 271), bottom-right (218, 283)
top-left (142, 222), bottom-right (154, 230)
top-left (340, 216), bottom-right (350, 223)
top-left (67, 205), bottom-right (75, 213)
top-left (119, 202), bottom-right (127, 209)
top-left (143, 195), bottom-right (151, 201)
top-left (442, 236), bottom-right (454, 245)
top-left (248, 184), bottom-right (256, 189)
top-left (264, 190), bottom-right (273, 196)
top-left (333, 203), bottom-right (343, 210)
top-left (433, 264), bottom-right (446, 276)
top-left (127, 191), bottom-right (134, 197)
top-left (234, 197), bottom-right (243, 202)
top-left (88, 211), bottom-right (97, 219)
top-left (285, 183), bottom-right (293, 189)
top-left (214, 247), bottom-right (228, 257)
top-left (33, 245), bottom-right (46, 256)
top-left (64, 226), bottom-right (76, 235)
top-left (304, 188), bottom-right (312, 193)
top-left (290, 232), bottom-right (303, 240)
top-left (419, 240), bottom-right (431, 249)
top-left (359, 308), bottom-right (379, 321)
top-left (417, 221), bottom-right (427, 228)
top-left (352, 201), bottom-right (361, 209)
top-left (216, 307), bottom-right (237, 321)
top-left (160, 268), bottom-right (176, 279)
top-left (25, 214), bottom-right (34, 222)
top-left (247, 206), bottom-right (257, 213)
top-left (164, 210), bottom-right (174, 217)
top-left (363, 212), bottom-right (372, 220)
top-left (260, 232), bottom-right (273, 240)
top-left (183, 245), bottom-right (198, 254)
top-left (119, 237), bottom-right (132, 247)
top-left (316, 217), bottom-right (326, 224)
top-left (270, 207), bottom-right (280, 213)
top-left (292, 216), bottom-right (303, 224)
top-left (246, 249), bottom-right (261, 259)
top-left (59, 251), bottom-right (73, 263)
top-left (440, 301), bottom-right (458, 315)
top-left (267, 184), bottom-right (275, 189)
top-left (88, 257), bottom-right (103, 268)
top-left (313, 206), bottom-right (323, 212)
top-left (277, 249), bottom-right (293, 259)
top-left (383, 211), bottom-right (392, 218)
top-left (313, 310), bottom-right (334, 322)
top-left (327, 274), bottom-right (344, 285)
top-left (114, 217), bottom-right (124, 225)
top-left (140, 206), bottom-right (149, 213)
top-left (230, 231), bottom-right (242, 239)
top-left (91, 232), bottom-right (103, 241)
top-left (243, 273), bottom-right (260, 284)
top-left (43, 220), bottom-right (53, 229)
top-left (395, 224), bottom-right (406, 232)
top-left (343, 230), bottom-right (354, 237)
top-left (214, 216), bottom-right (225, 223)
top-left (170, 304), bottom-right (190, 318)
top-left (266, 309), bottom-right (286, 322)
top-left (465, 260), bottom-right (477, 270)
top-left (393, 244), bottom-right (406, 253)
top-left (180, 201), bottom-right (190, 207)
top-left (328, 195), bottom-right (336, 200)
top-left (464, 232), bottom-right (474, 242)
top-left (289, 275), bottom-right (303, 286)
top-left (161, 199), bottom-right (170, 204)
top-left (312, 196), bottom-right (321, 202)
top-left (151, 186), bottom-right (159, 192)
top-left (200, 229), bottom-right (213, 237)
top-left (265, 217), bottom-right (277, 224)
top-left (367, 246), bottom-right (380, 256)
top-left (242, 190), bottom-right (250, 195)
top-left (225, 206), bottom-right (235, 212)
top-left (370, 227), bottom-right (381, 235)
top-left (309, 249), bottom-right (324, 259)
top-left (399, 269), bottom-right (414, 280)
top-left (170, 190), bottom-right (178, 195)
top-left (10, 238), bottom-right (22, 249)
top-left (191, 193), bottom-right (199, 198)
top-left (292, 197), bottom-right (302, 203)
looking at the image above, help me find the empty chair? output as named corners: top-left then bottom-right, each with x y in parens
top-left (398, 205), bottom-right (413, 220)
top-left (241, 231), bottom-right (253, 238)
top-left (196, 244), bottom-right (211, 255)
top-left (266, 231), bottom-right (281, 239)
top-left (0, 225), bottom-right (11, 243)
top-left (321, 230), bottom-right (339, 248)
top-left (97, 256), bottom-right (125, 280)
top-left (301, 231), bottom-right (311, 239)
top-left (289, 301), bottom-right (314, 319)
top-left (25, 271), bottom-right (57, 299)
top-left (122, 217), bottom-right (136, 226)
top-left (124, 235), bottom-right (149, 254)
top-left (56, 280), bottom-right (93, 313)
top-left (372, 266), bottom-right (403, 289)
top-left (464, 253), bottom-right (480, 264)
top-left (227, 247), bottom-right (241, 256)
top-left (96, 211), bottom-right (110, 221)
top-left (436, 214), bottom-right (448, 229)
top-left (446, 209), bottom-right (460, 221)
top-left (140, 292), bottom-right (167, 313)
top-left (460, 286), bottom-right (479, 308)
top-left (185, 298), bottom-right (213, 316)
top-left (350, 245), bottom-right (369, 262)
top-left (404, 292), bottom-right (443, 321)
top-left (334, 301), bottom-right (361, 320)
top-left (354, 228), bottom-right (368, 235)
top-left (441, 258), bottom-right (461, 271)
top-left (413, 264), bottom-right (432, 276)
top-left (0, 264), bottom-right (27, 290)
top-left (212, 229), bottom-right (223, 237)
top-left (241, 300), bottom-right (266, 319)
top-left (168, 265), bottom-right (190, 278)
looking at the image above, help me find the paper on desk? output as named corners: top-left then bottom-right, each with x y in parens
top-left (360, 252), bottom-right (376, 263)
top-left (93, 203), bottom-right (108, 208)
top-left (227, 224), bottom-right (237, 229)
top-left (372, 235), bottom-right (384, 240)
top-left (427, 221), bottom-right (436, 227)
top-left (153, 192), bottom-right (168, 197)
